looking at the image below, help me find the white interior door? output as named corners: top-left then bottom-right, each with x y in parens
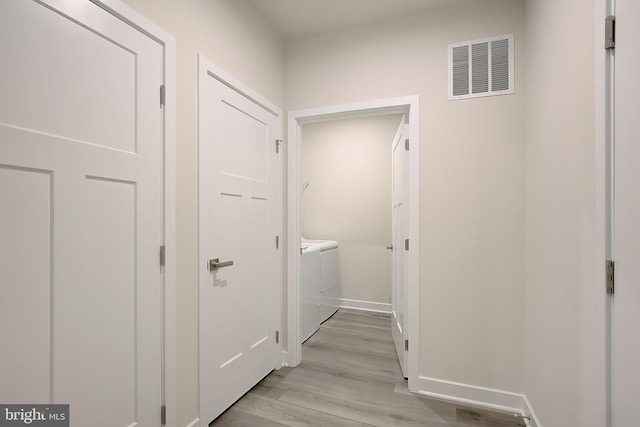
top-left (0, 1), bottom-right (165, 426)
top-left (612, 1), bottom-right (640, 425)
top-left (198, 59), bottom-right (280, 424)
top-left (391, 116), bottom-right (409, 378)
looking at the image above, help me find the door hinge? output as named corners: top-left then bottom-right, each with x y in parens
top-left (160, 245), bottom-right (166, 267)
top-left (404, 239), bottom-right (409, 251)
top-left (605, 15), bottom-right (615, 50)
top-left (404, 339), bottom-right (409, 351)
top-left (276, 330), bottom-right (280, 343)
top-left (160, 84), bottom-right (166, 107)
top-left (276, 235), bottom-right (280, 249)
top-left (405, 139), bottom-right (410, 151)
top-left (606, 259), bottom-right (615, 295)
top-left (161, 405), bottom-right (166, 425)
top-left (276, 139), bottom-right (282, 154)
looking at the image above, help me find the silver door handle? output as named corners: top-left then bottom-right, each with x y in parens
top-left (386, 245), bottom-right (394, 251)
top-left (209, 258), bottom-right (234, 271)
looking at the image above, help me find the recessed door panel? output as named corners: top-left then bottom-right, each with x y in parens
top-left (245, 197), bottom-right (270, 345)
top-left (0, 167), bottom-right (51, 403)
top-left (54, 176), bottom-right (136, 426)
top-left (0, 0), bottom-right (136, 152)
top-left (219, 102), bottom-right (269, 183)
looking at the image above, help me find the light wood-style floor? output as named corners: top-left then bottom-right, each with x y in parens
top-left (210, 309), bottom-right (525, 427)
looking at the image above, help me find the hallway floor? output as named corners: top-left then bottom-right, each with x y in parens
top-left (210, 309), bottom-right (525, 426)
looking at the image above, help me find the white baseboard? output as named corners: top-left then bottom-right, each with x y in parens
top-left (184, 418), bottom-right (200, 427)
top-left (338, 298), bottom-right (391, 313)
top-left (417, 376), bottom-right (541, 427)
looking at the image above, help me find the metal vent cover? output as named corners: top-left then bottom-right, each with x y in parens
top-left (448, 34), bottom-right (514, 100)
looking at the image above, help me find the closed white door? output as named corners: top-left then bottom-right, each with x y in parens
top-left (198, 59), bottom-right (280, 424)
top-left (0, 1), bottom-right (164, 426)
top-left (613, 0), bottom-right (640, 425)
top-left (391, 117), bottom-right (409, 378)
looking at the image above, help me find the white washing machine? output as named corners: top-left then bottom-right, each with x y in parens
top-left (300, 244), bottom-right (321, 342)
top-left (302, 238), bottom-right (340, 324)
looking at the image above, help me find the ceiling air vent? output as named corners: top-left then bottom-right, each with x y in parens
top-left (448, 34), bottom-right (514, 100)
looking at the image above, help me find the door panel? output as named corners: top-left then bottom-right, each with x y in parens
top-left (0, 166), bottom-right (52, 403)
top-left (218, 102), bottom-right (270, 182)
top-left (199, 63), bottom-right (279, 424)
top-left (0, 0), bottom-right (136, 151)
top-left (54, 175), bottom-right (138, 425)
top-left (391, 117), bottom-right (408, 378)
top-left (613, 0), bottom-right (640, 425)
top-left (0, 1), bottom-right (164, 425)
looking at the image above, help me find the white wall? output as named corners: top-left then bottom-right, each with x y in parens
top-left (114, 1), bottom-right (610, 425)
top-left (119, 1), bottom-right (283, 425)
top-left (301, 114), bottom-right (403, 304)
top-left (286, 0), bottom-right (526, 393)
top-left (524, 0), bottom-right (606, 426)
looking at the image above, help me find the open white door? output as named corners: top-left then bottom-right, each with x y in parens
top-left (391, 116), bottom-right (409, 378)
top-left (612, 1), bottom-right (640, 425)
top-left (0, 0), bottom-right (166, 425)
top-left (198, 58), bottom-right (281, 424)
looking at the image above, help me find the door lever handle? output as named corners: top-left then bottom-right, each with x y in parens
top-left (386, 245), bottom-right (394, 251)
top-left (209, 258), bottom-right (234, 271)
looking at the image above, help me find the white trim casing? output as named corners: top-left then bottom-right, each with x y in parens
top-left (89, 1), bottom-right (177, 426)
top-left (287, 96), bottom-right (420, 392)
top-left (596, 0), bottom-right (612, 426)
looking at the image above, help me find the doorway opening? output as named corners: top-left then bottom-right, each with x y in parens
top-left (287, 96), bottom-right (420, 391)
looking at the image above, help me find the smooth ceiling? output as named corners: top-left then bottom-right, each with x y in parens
top-left (246, 0), bottom-right (468, 40)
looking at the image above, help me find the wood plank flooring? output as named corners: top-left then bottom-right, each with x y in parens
top-left (210, 309), bottom-right (525, 427)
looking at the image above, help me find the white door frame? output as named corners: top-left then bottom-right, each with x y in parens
top-left (287, 96), bottom-right (420, 391)
top-left (599, 0), bottom-right (640, 425)
top-left (596, 0), bottom-right (612, 425)
top-left (89, 1), bottom-right (176, 425)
